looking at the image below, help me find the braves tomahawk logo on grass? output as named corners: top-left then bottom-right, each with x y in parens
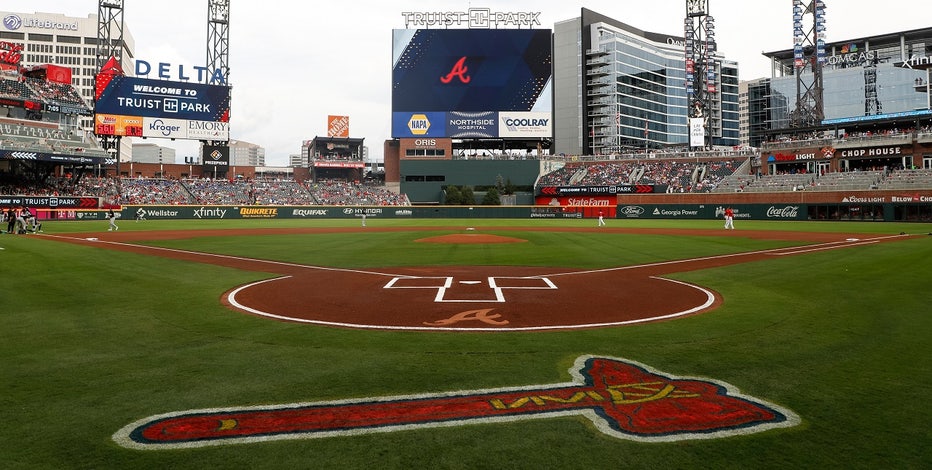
top-left (113, 356), bottom-right (799, 449)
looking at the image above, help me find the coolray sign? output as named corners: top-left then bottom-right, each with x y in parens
top-left (134, 59), bottom-right (226, 85)
top-left (401, 10), bottom-right (541, 29)
top-left (2, 14), bottom-right (78, 31)
top-left (499, 112), bottom-right (551, 138)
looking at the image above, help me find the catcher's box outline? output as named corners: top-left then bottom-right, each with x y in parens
top-left (383, 275), bottom-right (558, 303)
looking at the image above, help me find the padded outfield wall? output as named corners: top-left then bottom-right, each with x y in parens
top-left (101, 195), bottom-right (931, 223)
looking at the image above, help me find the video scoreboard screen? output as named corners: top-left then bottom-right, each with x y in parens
top-left (391, 29), bottom-right (552, 139)
top-left (94, 75), bottom-right (230, 141)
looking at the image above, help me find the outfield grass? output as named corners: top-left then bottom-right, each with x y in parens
top-left (1, 219), bottom-right (930, 469)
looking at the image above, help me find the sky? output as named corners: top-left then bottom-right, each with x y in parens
top-left (5, 1), bottom-right (929, 166)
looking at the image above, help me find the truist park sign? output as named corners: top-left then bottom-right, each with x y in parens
top-left (401, 9), bottom-right (541, 29)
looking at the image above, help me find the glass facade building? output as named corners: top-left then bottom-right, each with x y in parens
top-left (553, 8), bottom-right (739, 156)
top-left (749, 27), bottom-right (932, 146)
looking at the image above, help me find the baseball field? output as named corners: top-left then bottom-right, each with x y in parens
top-left (2, 217), bottom-right (930, 469)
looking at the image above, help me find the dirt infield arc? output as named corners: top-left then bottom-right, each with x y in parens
top-left (43, 227), bottom-right (909, 332)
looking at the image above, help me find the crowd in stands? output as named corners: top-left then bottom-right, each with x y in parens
top-left (0, 175), bottom-right (411, 206)
top-left (0, 74), bottom-right (90, 111)
top-left (537, 159), bottom-right (742, 193)
top-left (27, 79), bottom-right (87, 107)
top-left (306, 179), bottom-right (409, 205)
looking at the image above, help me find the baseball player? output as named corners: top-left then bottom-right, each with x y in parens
top-left (107, 208), bottom-right (119, 231)
top-left (724, 207), bottom-right (735, 230)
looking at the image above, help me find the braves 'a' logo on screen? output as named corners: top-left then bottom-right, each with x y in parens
top-left (440, 56), bottom-right (471, 84)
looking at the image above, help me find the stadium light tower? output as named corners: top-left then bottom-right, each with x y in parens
top-left (206, 0), bottom-right (230, 85)
top-left (684, 0), bottom-right (720, 150)
top-left (790, 0), bottom-right (827, 128)
top-left (206, 0), bottom-right (230, 153)
top-left (96, 0), bottom-right (126, 177)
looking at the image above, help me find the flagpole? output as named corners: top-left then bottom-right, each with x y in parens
top-left (643, 119), bottom-right (649, 154)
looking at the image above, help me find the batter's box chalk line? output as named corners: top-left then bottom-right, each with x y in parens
top-left (384, 275), bottom-right (557, 303)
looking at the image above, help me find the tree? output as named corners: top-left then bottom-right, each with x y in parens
top-left (444, 185), bottom-right (462, 205)
top-left (461, 186), bottom-right (476, 205)
top-left (482, 187), bottom-right (501, 205)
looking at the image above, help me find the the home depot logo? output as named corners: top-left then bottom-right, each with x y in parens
top-left (408, 114), bottom-right (431, 135)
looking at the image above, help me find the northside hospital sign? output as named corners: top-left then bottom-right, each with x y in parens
top-left (401, 9), bottom-right (542, 28)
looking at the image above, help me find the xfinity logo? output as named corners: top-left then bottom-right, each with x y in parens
top-left (193, 207), bottom-right (226, 219)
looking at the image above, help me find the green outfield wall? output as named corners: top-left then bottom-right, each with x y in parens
top-left (108, 202), bottom-right (930, 222)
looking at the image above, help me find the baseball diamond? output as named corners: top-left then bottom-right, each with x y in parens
top-left (43, 226), bottom-right (910, 331)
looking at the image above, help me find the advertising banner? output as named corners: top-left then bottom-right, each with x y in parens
top-left (142, 117), bottom-right (187, 139)
top-left (498, 112), bottom-right (551, 138)
top-left (202, 144), bottom-right (229, 167)
top-left (327, 115), bottom-right (349, 138)
top-left (537, 185), bottom-right (654, 197)
top-left (392, 112), bottom-right (448, 138)
top-left (187, 120), bottom-right (229, 141)
top-left (391, 28), bottom-right (552, 139)
top-left (689, 117), bottom-right (705, 148)
top-left (95, 114), bottom-right (143, 137)
top-left (94, 75), bottom-right (230, 122)
top-left (447, 111), bottom-right (498, 138)
top-left (0, 195), bottom-right (100, 209)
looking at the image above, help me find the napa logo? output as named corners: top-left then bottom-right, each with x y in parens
top-left (407, 114), bottom-right (431, 135)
